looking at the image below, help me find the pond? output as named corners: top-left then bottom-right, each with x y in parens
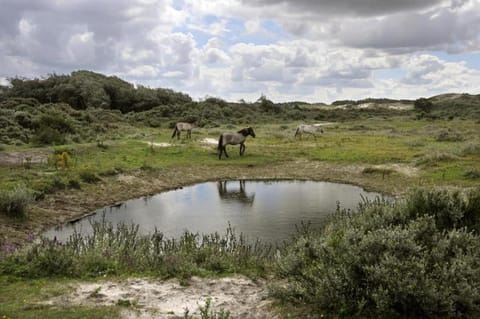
top-left (44, 180), bottom-right (385, 243)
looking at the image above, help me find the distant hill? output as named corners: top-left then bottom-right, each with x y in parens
top-left (425, 93), bottom-right (480, 118)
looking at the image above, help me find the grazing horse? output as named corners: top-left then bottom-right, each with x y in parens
top-left (294, 124), bottom-right (324, 139)
top-left (171, 122), bottom-right (194, 139)
top-left (218, 127), bottom-right (256, 159)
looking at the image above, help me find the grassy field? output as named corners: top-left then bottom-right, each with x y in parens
top-left (1, 115), bottom-right (479, 318)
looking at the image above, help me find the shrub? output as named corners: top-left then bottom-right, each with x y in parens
top-left (33, 126), bottom-right (66, 145)
top-left (414, 150), bottom-right (459, 166)
top-left (414, 98), bottom-right (433, 113)
top-left (464, 168), bottom-right (480, 180)
top-left (435, 128), bottom-right (464, 142)
top-left (79, 170), bottom-right (100, 183)
top-left (32, 111), bottom-right (76, 145)
top-left (0, 185), bottom-right (34, 218)
top-left (275, 188), bottom-right (480, 318)
top-left (462, 142), bottom-right (480, 156)
top-left (14, 111), bottom-right (33, 128)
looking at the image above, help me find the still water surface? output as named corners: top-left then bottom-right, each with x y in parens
top-left (45, 180), bottom-right (384, 243)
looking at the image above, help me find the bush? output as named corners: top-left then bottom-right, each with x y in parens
top-left (464, 168), bottom-right (480, 180)
top-left (435, 128), bottom-right (464, 142)
top-left (79, 170), bottom-right (100, 183)
top-left (0, 185), bottom-right (34, 218)
top-left (32, 126), bottom-right (66, 145)
top-left (14, 111), bottom-right (33, 128)
top-left (414, 98), bottom-right (433, 113)
top-left (275, 188), bottom-right (480, 318)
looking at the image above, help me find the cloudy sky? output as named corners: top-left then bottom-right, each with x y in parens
top-left (1, 0), bottom-right (479, 103)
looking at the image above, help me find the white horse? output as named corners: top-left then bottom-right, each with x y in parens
top-left (218, 127), bottom-right (256, 159)
top-left (294, 124), bottom-right (324, 139)
top-left (171, 122), bottom-right (194, 139)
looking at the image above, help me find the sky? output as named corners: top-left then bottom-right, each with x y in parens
top-left (0, 0), bottom-right (479, 103)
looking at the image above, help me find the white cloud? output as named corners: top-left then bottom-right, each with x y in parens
top-left (0, 0), bottom-right (479, 103)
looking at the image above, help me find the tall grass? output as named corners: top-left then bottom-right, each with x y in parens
top-left (274, 188), bottom-right (480, 318)
top-left (0, 184), bottom-right (34, 218)
top-left (0, 222), bottom-right (272, 279)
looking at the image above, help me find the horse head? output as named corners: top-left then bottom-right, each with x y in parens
top-left (248, 127), bottom-right (256, 138)
top-left (238, 127), bottom-right (255, 137)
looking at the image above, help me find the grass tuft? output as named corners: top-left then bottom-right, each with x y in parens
top-left (0, 184), bottom-right (34, 218)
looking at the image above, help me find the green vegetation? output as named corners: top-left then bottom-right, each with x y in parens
top-left (0, 278), bottom-right (121, 319)
top-left (0, 184), bottom-right (34, 218)
top-left (1, 71), bottom-right (480, 318)
top-left (275, 188), bottom-right (480, 318)
top-left (0, 223), bottom-right (270, 279)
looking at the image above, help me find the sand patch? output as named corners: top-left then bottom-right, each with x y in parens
top-left (51, 276), bottom-right (276, 319)
top-left (145, 142), bottom-right (173, 147)
top-left (369, 163), bottom-right (419, 177)
top-left (201, 138), bottom-right (218, 145)
top-left (0, 149), bottom-right (49, 166)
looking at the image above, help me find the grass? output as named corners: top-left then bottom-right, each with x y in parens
top-left (0, 278), bottom-right (121, 319)
top-left (0, 222), bottom-right (271, 279)
top-left (0, 184), bottom-right (34, 218)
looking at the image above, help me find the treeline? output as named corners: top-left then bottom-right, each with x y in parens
top-left (331, 97), bottom-right (413, 105)
top-left (0, 70), bottom-right (191, 113)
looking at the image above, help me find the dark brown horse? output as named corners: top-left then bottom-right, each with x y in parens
top-left (218, 127), bottom-right (256, 159)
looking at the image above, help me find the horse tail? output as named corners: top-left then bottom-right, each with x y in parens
top-left (171, 126), bottom-right (177, 138)
top-left (218, 134), bottom-right (223, 151)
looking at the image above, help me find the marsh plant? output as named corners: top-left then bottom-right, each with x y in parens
top-left (274, 188), bottom-right (480, 318)
top-left (0, 222), bottom-right (272, 278)
top-left (0, 184), bottom-right (34, 218)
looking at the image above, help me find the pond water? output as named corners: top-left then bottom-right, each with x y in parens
top-left (44, 180), bottom-right (384, 243)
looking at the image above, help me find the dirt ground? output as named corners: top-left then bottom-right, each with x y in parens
top-left (46, 276), bottom-right (276, 319)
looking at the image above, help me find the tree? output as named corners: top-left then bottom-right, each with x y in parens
top-left (414, 98), bottom-right (433, 113)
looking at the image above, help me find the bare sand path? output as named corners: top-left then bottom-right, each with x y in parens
top-left (48, 276), bottom-right (277, 319)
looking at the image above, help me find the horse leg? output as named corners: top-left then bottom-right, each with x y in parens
top-left (224, 146), bottom-right (229, 158)
top-left (240, 143), bottom-right (245, 156)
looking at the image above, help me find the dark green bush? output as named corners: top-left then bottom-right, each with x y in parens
top-left (275, 188), bottom-right (480, 318)
top-left (79, 170), bottom-right (100, 183)
top-left (32, 126), bottom-right (66, 145)
top-left (13, 111), bottom-right (33, 128)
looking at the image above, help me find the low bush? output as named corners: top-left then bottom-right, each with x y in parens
top-left (275, 188), bottom-right (480, 318)
top-left (79, 170), bottom-right (100, 183)
top-left (414, 150), bottom-right (459, 166)
top-left (461, 142), bottom-right (480, 156)
top-left (463, 168), bottom-right (480, 180)
top-left (0, 185), bottom-right (34, 218)
top-left (435, 128), bottom-right (464, 142)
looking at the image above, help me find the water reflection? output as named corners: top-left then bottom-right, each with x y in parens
top-left (44, 180), bottom-right (385, 243)
top-left (217, 180), bottom-right (255, 206)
